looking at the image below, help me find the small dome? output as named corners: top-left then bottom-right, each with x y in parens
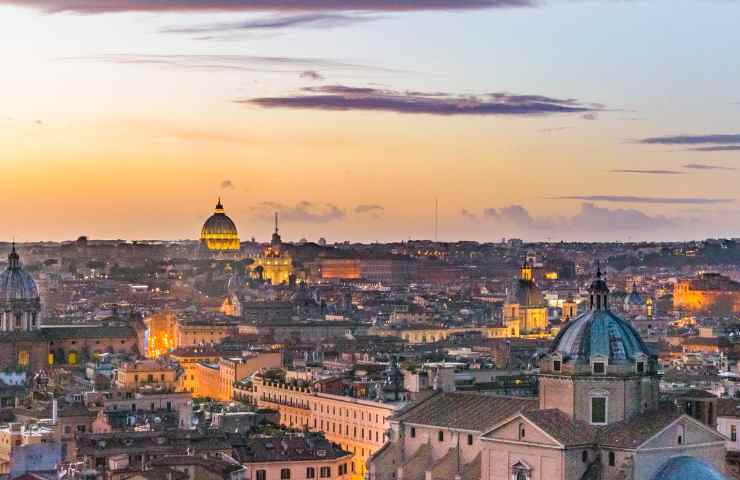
top-left (624, 283), bottom-right (645, 308)
top-left (0, 246), bottom-right (39, 304)
top-left (201, 199), bottom-right (240, 251)
top-left (508, 279), bottom-right (545, 307)
top-left (652, 456), bottom-right (728, 480)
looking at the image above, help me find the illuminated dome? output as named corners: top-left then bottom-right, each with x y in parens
top-left (200, 198), bottom-right (240, 251)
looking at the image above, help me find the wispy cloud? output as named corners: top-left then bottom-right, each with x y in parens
top-left (537, 126), bottom-right (573, 133)
top-left (4, 0), bottom-right (535, 14)
top-left (160, 13), bottom-right (381, 35)
top-left (683, 164), bottom-right (736, 171)
top-left (551, 195), bottom-right (733, 205)
top-left (354, 204), bottom-right (384, 219)
top-left (637, 133), bottom-right (740, 145)
top-left (250, 201), bottom-right (345, 223)
top-left (466, 203), bottom-right (711, 241)
top-left (686, 146), bottom-right (740, 152)
top-left (300, 70), bottom-right (325, 81)
top-left (221, 180), bottom-right (236, 189)
top-left (610, 169), bottom-right (685, 175)
top-left (62, 54), bottom-right (395, 75)
top-left (240, 85), bottom-right (600, 116)
top-left (461, 209), bottom-right (480, 223)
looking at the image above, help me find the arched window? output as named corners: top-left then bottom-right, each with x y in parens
top-left (518, 423), bottom-right (526, 440)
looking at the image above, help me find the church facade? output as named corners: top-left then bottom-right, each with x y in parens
top-left (370, 267), bottom-right (729, 480)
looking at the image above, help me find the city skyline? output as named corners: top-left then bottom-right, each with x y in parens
top-left (3, 0), bottom-right (740, 242)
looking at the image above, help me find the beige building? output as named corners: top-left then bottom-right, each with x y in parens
top-left (115, 359), bottom-right (179, 391)
top-left (252, 375), bottom-right (400, 479)
top-left (192, 351), bottom-right (283, 401)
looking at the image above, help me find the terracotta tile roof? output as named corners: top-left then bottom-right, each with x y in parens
top-left (599, 408), bottom-right (683, 449)
top-left (395, 392), bottom-right (537, 432)
top-left (717, 398), bottom-right (740, 418)
top-left (521, 409), bottom-right (600, 446)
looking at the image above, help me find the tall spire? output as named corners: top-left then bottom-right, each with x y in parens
top-left (271, 212), bottom-right (282, 247)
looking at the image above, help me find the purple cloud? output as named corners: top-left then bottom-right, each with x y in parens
top-left (610, 169), bottom-right (685, 175)
top-left (160, 13), bottom-right (381, 35)
top-left (251, 201), bottom-right (345, 223)
top-left (300, 70), bottom-right (325, 81)
top-left (551, 195), bottom-right (733, 205)
top-left (638, 133), bottom-right (740, 145)
top-left (4, 0), bottom-right (535, 14)
top-left (239, 85), bottom-right (599, 116)
top-left (683, 164), bottom-right (736, 171)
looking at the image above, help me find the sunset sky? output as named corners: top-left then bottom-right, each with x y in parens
top-left (2, 0), bottom-right (740, 243)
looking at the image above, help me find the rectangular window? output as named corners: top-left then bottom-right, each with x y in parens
top-left (593, 362), bottom-right (605, 374)
top-left (320, 467), bottom-right (330, 478)
top-left (467, 434), bottom-right (473, 446)
top-left (306, 467), bottom-right (315, 478)
top-left (438, 431), bottom-right (444, 442)
top-left (591, 397), bottom-right (607, 424)
top-left (410, 427), bottom-right (416, 438)
top-left (636, 362), bottom-right (645, 374)
top-left (553, 360), bottom-right (561, 372)
top-left (732, 425), bottom-right (737, 442)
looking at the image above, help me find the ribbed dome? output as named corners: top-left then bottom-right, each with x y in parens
top-left (549, 265), bottom-right (650, 363)
top-left (0, 246), bottom-right (39, 304)
top-left (652, 456), bottom-right (728, 480)
top-left (200, 199), bottom-right (240, 251)
top-left (549, 309), bottom-right (650, 362)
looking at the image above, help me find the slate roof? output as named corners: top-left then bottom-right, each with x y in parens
top-left (394, 392), bottom-right (537, 432)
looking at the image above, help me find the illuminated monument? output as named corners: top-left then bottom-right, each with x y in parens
top-left (503, 260), bottom-right (548, 333)
top-left (200, 198), bottom-right (241, 258)
top-left (250, 213), bottom-right (293, 285)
